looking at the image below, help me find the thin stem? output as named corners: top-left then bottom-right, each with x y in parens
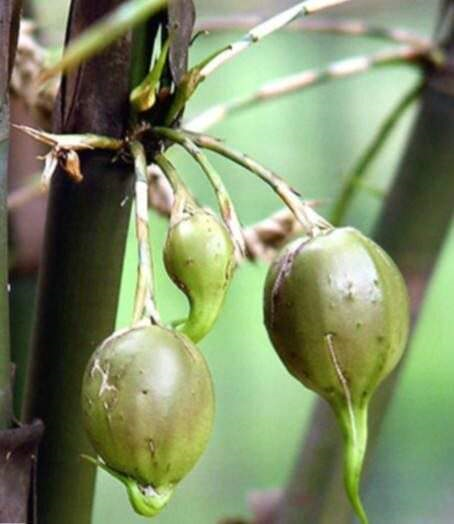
top-left (186, 46), bottom-right (431, 132)
top-left (195, 16), bottom-right (431, 48)
top-left (184, 131), bottom-right (330, 235)
top-left (43, 0), bottom-right (167, 79)
top-left (197, 0), bottom-right (353, 81)
top-left (153, 127), bottom-right (246, 258)
top-left (329, 81), bottom-right (422, 225)
top-left (153, 152), bottom-right (197, 207)
top-left (153, 154), bottom-right (180, 193)
top-left (166, 0), bottom-right (353, 124)
top-left (130, 140), bottom-right (160, 325)
top-left (14, 125), bottom-right (124, 150)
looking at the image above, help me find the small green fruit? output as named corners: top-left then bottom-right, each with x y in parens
top-left (81, 325), bottom-right (215, 517)
top-left (263, 227), bottom-right (410, 524)
top-left (164, 208), bottom-right (235, 342)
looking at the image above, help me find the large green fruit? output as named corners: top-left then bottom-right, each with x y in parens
top-left (164, 208), bottom-right (235, 342)
top-left (81, 325), bottom-right (215, 517)
top-left (264, 227), bottom-right (410, 524)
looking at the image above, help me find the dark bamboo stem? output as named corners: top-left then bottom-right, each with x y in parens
top-left (0, 0), bottom-right (22, 429)
top-left (275, 3), bottom-right (454, 523)
top-left (0, 11), bottom-right (13, 431)
top-left (21, 1), bottom-right (138, 522)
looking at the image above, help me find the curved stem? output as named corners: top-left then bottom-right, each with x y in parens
top-left (186, 46), bottom-right (431, 132)
top-left (153, 152), bottom-right (195, 203)
top-left (153, 127), bottom-right (246, 258)
top-left (183, 130), bottom-right (330, 235)
top-left (330, 81), bottom-right (422, 226)
top-left (130, 140), bottom-right (160, 325)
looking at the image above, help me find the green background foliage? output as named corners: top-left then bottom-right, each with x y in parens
top-left (30, 1), bottom-right (454, 522)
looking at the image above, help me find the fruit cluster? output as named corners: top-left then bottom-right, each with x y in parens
top-left (19, 2), bottom-right (414, 521)
top-left (81, 203), bottom-right (409, 523)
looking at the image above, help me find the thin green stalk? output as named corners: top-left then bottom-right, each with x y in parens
top-left (184, 131), bottom-right (330, 234)
top-left (154, 152), bottom-right (196, 204)
top-left (330, 82), bottom-right (423, 226)
top-left (43, 0), bottom-right (166, 79)
top-left (153, 127), bottom-right (246, 257)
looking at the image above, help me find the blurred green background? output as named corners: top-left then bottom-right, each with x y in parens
top-left (31, 0), bottom-right (453, 522)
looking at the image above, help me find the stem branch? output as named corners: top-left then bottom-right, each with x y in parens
top-left (183, 131), bottom-right (330, 234)
top-left (153, 127), bottom-right (246, 258)
top-left (130, 140), bottom-right (160, 325)
top-left (186, 46), bottom-right (432, 132)
top-left (195, 16), bottom-right (431, 48)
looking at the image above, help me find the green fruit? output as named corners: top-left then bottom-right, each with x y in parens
top-left (164, 208), bottom-right (235, 343)
top-left (263, 227), bottom-right (410, 524)
top-left (81, 325), bottom-right (215, 517)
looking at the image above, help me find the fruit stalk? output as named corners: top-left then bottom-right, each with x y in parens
top-left (335, 402), bottom-right (368, 524)
top-left (130, 140), bottom-right (160, 324)
top-left (184, 131), bottom-right (330, 234)
top-left (154, 126), bottom-right (246, 258)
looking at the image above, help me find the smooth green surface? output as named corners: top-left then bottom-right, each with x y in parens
top-left (263, 227), bottom-right (410, 524)
top-left (82, 325), bottom-right (214, 517)
top-left (164, 208), bottom-right (235, 342)
top-left (264, 228), bottom-right (409, 400)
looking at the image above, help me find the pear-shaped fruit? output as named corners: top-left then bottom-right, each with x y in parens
top-left (164, 208), bottom-right (235, 342)
top-left (81, 325), bottom-right (214, 517)
top-left (263, 227), bottom-right (410, 524)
